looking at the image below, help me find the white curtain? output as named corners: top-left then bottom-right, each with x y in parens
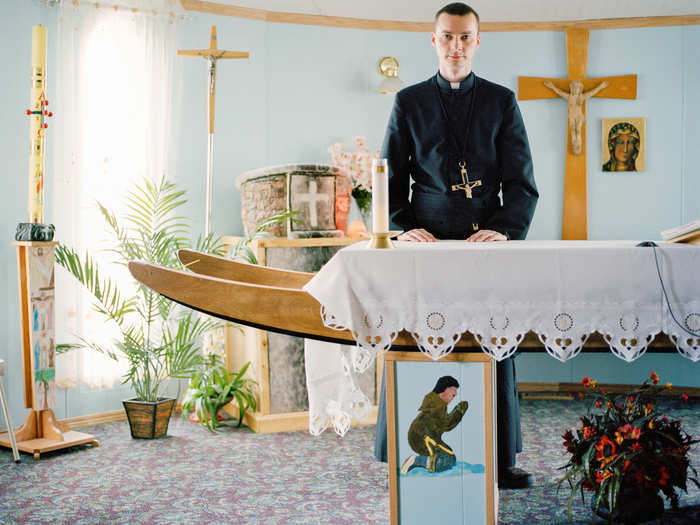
top-left (53, 0), bottom-right (183, 390)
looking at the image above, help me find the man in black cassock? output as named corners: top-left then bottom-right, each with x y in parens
top-left (374, 2), bottom-right (539, 489)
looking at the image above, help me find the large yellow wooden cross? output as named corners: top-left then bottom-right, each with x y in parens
top-left (178, 26), bottom-right (249, 235)
top-left (518, 29), bottom-right (637, 240)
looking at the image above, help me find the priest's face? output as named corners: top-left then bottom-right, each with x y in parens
top-left (432, 13), bottom-right (481, 81)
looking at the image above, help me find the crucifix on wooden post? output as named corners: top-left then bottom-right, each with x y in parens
top-left (178, 26), bottom-right (249, 236)
top-left (518, 29), bottom-right (637, 240)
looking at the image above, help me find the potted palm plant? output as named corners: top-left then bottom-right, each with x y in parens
top-left (55, 176), bottom-right (223, 438)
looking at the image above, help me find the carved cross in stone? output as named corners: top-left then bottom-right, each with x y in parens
top-left (296, 179), bottom-right (329, 228)
top-left (451, 161), bottom-right (482, 199)
top-left (518, 29), bottom-right (637, 240)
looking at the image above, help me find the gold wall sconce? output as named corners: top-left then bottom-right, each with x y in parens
top-left (377, 56), bottom-right (404, 94)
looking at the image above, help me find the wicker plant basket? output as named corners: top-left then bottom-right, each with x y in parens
top-left (122, 398), bottom-right (176, 439)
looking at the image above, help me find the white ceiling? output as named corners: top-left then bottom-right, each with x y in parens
top-left (211, 1), bottom-right (700, 23)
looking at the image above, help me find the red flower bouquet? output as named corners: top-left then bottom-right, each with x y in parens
top-left (558, 371), bottom-right (698, 523)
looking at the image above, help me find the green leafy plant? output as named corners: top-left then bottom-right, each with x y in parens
top-left (557, 371), bottom-right (698, 523)
top-left (181, 354), bottom-right (257, 431)
top-left (55, 176), bottom-right (224, 402)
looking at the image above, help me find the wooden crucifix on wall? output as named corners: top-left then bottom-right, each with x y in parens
top-left (518, 29), bottom-right (637, 240)
top-left (178, 26), bottom-right (249, 236)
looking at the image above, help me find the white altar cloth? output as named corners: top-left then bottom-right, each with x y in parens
top-left (304, 240), bottom-right (700, 363)
top-left (302, 240), bottom-right (700, 435)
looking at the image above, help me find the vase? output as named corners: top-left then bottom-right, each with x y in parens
top-left (122, 398), bottom-right (175, 439)
top-left (359, 207), bottom-right (372, 231)
top-left (593, 485), bottom-right (664, 524)
top-left (347, 197), bottom-right (372, 233)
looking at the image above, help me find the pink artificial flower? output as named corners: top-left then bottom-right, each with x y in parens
top-left (353, 136), bottom-right (366, 148)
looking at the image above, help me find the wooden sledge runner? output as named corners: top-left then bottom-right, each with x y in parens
top-left (127, 249), bottom-right (676, 352)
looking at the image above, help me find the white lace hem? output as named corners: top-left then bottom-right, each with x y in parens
top-left (319, 303), bottom-right (700, 364)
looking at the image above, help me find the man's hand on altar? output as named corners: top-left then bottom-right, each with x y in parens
top-left (397, 228), bottom-right (437, 242)
top-left (466, 229), bottom-right (507, 242)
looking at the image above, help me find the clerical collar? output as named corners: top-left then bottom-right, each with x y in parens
top-left (436, 71), bottom-right (475, 92)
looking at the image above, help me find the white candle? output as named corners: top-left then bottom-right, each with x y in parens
top-left (29, 25), bottom-right (47, 224)
top-left (371, 158), bottom-right (389, 233)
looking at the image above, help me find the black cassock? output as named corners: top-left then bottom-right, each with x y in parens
top-left (374, 72), bottom-right (539, 470)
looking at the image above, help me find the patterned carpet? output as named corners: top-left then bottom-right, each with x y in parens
top-left (1, 398), bottom-right (698, 524)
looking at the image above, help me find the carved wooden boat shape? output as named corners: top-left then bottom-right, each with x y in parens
top-left (128, 249), bottom-right (674, 352)
top-left (129, 249), bottom-right (483, 348)
top-left (178, 248), bottom-right (313, 289)
top-left (128, 258), bottom-right (358, 345)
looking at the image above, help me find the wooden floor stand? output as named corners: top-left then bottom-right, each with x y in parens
top-left (0, 409), bottom-right (99, 460)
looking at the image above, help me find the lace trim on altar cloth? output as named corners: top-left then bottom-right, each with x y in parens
top-left (305, 340), bottom-right (372, 437)
top-left (308, 389), bottom-right (372, 437)
top-left (318, 304), bottom-right (700, 364)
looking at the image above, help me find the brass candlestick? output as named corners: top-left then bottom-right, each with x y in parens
top-left (367, 231), bottom-right (395, 249)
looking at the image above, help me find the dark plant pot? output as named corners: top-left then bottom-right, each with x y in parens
top-left (122, 398), bottom-right (175, 439)
top-left (594, 486), bottom-right (664, 524)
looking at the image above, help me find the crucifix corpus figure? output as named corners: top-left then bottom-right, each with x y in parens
top-left (451, 160), bottom-right (482, 199)
top-left (543, 80), bottom-right (608, 155)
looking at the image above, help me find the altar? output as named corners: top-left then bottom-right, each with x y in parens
top-left (303, 240), bottom-right (700, 364)
top-left (302, 239), bottom-right (700, 440)
top-left (127, 239), bottom-right (699, 520)
top-left (301, 239), bottom-right (699, 525)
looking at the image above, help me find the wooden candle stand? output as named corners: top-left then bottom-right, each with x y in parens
top-left (0, 242), bottom-right (98, 460)
top-left (0, 409), bottom-right (98, 460)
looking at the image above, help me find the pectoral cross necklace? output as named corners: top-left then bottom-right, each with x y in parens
top-left (435, 75), bottom-right (481, 199)
top-left (452, 160), bottom-right (481, 198)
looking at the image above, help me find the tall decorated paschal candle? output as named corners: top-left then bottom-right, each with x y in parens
top-left (371, 158), bottom-right (389, 233)
top-left (28, 25), bottom-right (48, 224)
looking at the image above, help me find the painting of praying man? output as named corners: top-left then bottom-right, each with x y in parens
top-left (602, 118), bottom-right (646, 172)
top-left (400, 375), bottom-right (468, 474)
top-left (388, 354), bottom-right (495, 524)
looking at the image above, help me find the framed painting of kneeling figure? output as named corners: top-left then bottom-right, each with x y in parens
top-left (385, 351), bottom-right (496, 525)
top-left (602, 117), bottom-right (646, 172)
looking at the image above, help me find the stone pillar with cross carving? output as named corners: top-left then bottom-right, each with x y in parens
top-left (237, 164), bottom-right (346, 238)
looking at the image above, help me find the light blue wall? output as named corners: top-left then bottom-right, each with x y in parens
top-left (682, 26), bottom-right (700, 223)
top-left (1, 2), bottom-right (698, 427)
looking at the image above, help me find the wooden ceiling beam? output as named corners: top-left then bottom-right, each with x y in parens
top-left (181, 1), bottom-right (700, 32)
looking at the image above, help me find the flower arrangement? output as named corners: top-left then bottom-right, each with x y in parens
top-left (328, 137), bottom-right (379, 222)
top-left (558, 371), bottom-right (698, 523)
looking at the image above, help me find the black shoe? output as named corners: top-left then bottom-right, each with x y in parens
top-left (498, 467), bottom-right (534, 489)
